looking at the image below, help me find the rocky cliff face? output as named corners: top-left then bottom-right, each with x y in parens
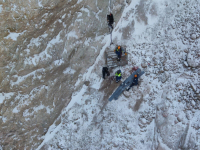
top-left (37, 0), bottom-right (200, 149)
top-left (0, 0), bottom-right (126, 149)
top-left (1, 0), bottom-right (200, 150)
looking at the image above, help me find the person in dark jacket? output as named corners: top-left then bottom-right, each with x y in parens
top-left (115, 46), bottom-right (122, 61)
top-left (115, 46), bottom-right (127, 61)
top-left (102, 67), bottom-right (110, 79)
top-left (107, 13), bottom-right (114, 31)
top-left (126, 74), bottom-right (139, 91)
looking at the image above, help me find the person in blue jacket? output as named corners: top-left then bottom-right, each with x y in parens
top-left (115, 70), bottom-right (122, 83)
top-left (126, 74), bottom-right (138, 91)
top-left (115, 46), bottom-right (127, 61)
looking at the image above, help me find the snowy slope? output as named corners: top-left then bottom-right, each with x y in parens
top-left (36, 0), bottom-right (200, 149)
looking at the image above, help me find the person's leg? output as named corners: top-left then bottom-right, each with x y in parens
top-left (111, 24), bottom-right (113, 29)
top-left (108, 24), bottom-right (112, 32)
top-left (119, 76), bottom-right (122, 81)
top-left (106, 70), bottom-right (110, 76)
top-left (118, 53), bottom-right (121, 58)
top-left (120, 51), bottom-right (122, 58)
top-left (116, 76), bottom-right (120, 82)
top-left (116, 51), bottom-right (120, 61)
top-left (102, 70), bottom-right (105, 79)
top-left (126, 83), bottom-right (134, 91)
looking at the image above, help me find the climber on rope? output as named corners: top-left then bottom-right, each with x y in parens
top-left (115, 70), bottom-right (122, 83)
top-left (102, 66), bottom-right (110, 79)
top-left (114, 46), bottom-right (126, 61)
top-left (126, 74), bottom-right (139, 91)
top-left (107, 13), bottom-right (114, 32)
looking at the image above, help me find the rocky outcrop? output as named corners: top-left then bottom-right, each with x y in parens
top-left (0, 0), bottom-right (125, 149)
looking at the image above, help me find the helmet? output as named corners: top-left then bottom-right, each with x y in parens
top-left (134, 74), bottom-right (137, 77)
top-left (118, 46), bottom-right (121, 49)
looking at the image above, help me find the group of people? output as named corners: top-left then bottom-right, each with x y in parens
top-left (103, 13), bottom-right (138, 91)
top-left (102, 66), bottom-right (139, 91)
top-left (102, 66), bottom-right (122, 82)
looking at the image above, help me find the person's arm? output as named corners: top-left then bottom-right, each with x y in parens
top-left (112, 14), bottom-right (114, 22)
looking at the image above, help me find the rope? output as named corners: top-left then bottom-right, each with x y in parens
top-left (109, 0), bottom-right (111, 12)
top-left (110, 31), bottom-right (112, 45)
top-left (120, 16), bottom-right (122, 46)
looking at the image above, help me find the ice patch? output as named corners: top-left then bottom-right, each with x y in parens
top-left (54, 59), bottom-right (64, 66)
top-left (23, 104), bottom-right (53, 117)
top-left (61, 14), bottom-right (66, 19)
top-left (11, 4), bottom-right (17, 11)
top-left (0, 116), bottom-right (7, 123)
top-left (25, 32), bottom-right (62, 66)
top-left (77, 0), bottom-right (83, 4)
top-left (38, 0), bottom-right (43, 7)
top-left (0, 5), bottom-right (3, 13)
top-left (84, 37), bottom-right (92, 46)
top-left (80, 7), bottom-right (90, 16)
top-left (0, 92), bottom-right (15, 104)
top-left (13, 107), bottom-right (19, 113)
top-left (36, 123), bottom-right (62, 150)
top-left (77, 12), bottom-right (82, 18)
top-left (41, 33), bottom-right (48, 38)
top-left (67, 31), bottom-right (78, 40)
top-left (10, 68), bottom-right (45, 86)
top-left (4, 32), bottom-right (21, 41)
top-left (66, 85), bottom-right (88, 111)
top-left (63, 67), bottom-right (76, 74)
top-left (46, 31), bottom-right (62, 48)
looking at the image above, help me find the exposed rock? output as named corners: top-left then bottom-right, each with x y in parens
top-left (184, 61), bottom-right (188, 67)
top-left (160, 72), bottom-right (169, 83)
top-left (141, 62), bottom-right (147, 68)
top-left (191, 34), bottom-right (196, 40)
top-left (190, 83), bottom-right (196, 92)
top-left (84, 81), bottom-right (90, 86)
top-left (177, 117), bottom-right (181, 122)
top-left (187, 52), bottom-right (199, 68)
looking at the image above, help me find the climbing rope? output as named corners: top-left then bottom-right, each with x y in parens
top-left (110, 29), bottom-right (113, 45)
top-left (109, 0), bottom-right (111, 12)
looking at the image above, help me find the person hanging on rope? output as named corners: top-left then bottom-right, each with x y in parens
top-left (107, 13), bottom-right (114, 32)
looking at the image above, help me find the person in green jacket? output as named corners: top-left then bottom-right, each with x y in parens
top-left (115, 70), bottom-right (122, 83)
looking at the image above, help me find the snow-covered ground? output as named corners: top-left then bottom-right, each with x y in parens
top-left (37, 0), bottom-right (200, 149)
